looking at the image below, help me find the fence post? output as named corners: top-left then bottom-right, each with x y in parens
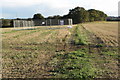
top-left (13, 20), bottom-right (16, 28)
top-left (50, 19), bottom-right (51, 26)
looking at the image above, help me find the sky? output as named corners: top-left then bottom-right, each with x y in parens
top-left (0, 0), bottom-right (119, 19)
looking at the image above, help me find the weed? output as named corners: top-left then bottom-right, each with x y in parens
top-left (96, 44), bottom-right (104, 48)
top-left (72, 26), bottom-right (88, 45)
top-left (100, 51), bottom-right (118, 59)
top-left (2, 30), bottom-right (18, 34)
top-left (50, 49), bottom-right (97, 79)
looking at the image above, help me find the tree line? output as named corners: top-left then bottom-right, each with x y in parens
top-left (1, 6), bottom-right (107, 27)
top-left (0, 19), bottom-right (13, 28)
top-left (33, 7), bottom-right (107, 24)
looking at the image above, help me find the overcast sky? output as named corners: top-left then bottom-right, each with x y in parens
top-left (0, 0), bottom-right (119, 19)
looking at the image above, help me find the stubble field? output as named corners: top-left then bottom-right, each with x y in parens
top-left (2, 22), bottom-right (119, 79)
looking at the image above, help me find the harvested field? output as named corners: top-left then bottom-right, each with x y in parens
top-left (1, 22), bottom-right (119, 79)
top-left (82, 22), bottom-right (118, 46)
top-left (2, 26), bottom-right (72, 78)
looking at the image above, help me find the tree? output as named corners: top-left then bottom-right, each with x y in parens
top-left (88, 9), bottom-right (107, 22)
top-left (62, 7), bottom-right (107, 24)
top-left (33, 13), bottom-right (44, 19)
top-left (27, 18), bottom-right (32, 20)
top-left (16, 18), bottom-right (21, 20)
top-left (53, 15), bottom-right (62, 19)
top-left (47, 15), bottom-right (62, 19)
top-left (32, 7), bottom-right (107, 24)
top-left (1, 19), bottom-right (13, 27)
top-left (62, 14), bottom-right (69, 19)
top-left (63, 7), bottom-right (89, 24)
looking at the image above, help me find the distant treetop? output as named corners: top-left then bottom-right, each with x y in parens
top-left (33, 13), bottom-right (44, 19)
top-left (33, 6), bottom-right (107, 24)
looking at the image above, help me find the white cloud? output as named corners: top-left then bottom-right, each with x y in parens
top-left (0, 0), bottom-right (119, 18)
top-left (1, 0), bottom-right (119, 9)
top-left (0, 5), bottom-right (2, 18)
top-left (1, 0), bottom-right (41, 7)
top-left (1, 0), bottom-right (71, 8)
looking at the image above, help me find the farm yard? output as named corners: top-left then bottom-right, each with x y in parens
top-left (2, 22), bottom-right (119, 79)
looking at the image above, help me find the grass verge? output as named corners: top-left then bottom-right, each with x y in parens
top-left (72, 26), bottom-right (88, 45)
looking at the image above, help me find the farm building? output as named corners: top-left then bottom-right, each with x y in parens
top-left (13, 19), bottom-right (73, 27)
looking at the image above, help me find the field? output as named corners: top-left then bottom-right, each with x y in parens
top-left (82, 22), bottom-right (118, 46)
top-left (2, 22), bottom-right (119, 79)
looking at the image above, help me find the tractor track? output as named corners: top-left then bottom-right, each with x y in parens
top-left (81, 24), bottom-right (119, 78)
